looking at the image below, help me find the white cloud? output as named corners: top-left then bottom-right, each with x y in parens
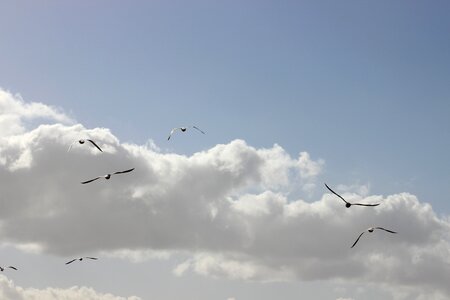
top-left (1, 88), bottom-right (450, 299)
top-left (0, 275), bottom-right (140, 300)
top-left (0, 89), bottom-right (73, 136)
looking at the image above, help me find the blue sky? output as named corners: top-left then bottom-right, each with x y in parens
top-left (1, 1), bottom-right (449, 210)
top-left (1, 1), bottom-right (450, 299)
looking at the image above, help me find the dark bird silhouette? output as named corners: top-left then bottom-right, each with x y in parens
top-left (324, 183), bottom-right (380, 208)
top-left (81, 168), bottom-right (135, 184)
top-left (167, 126), bottom-right (205, 140)
top-left (351, 227), bottom-right (397, 248)
top-left (68, 139), bottom-right (103, 152)
top-left (65, 257), bottom-right (98, 265)
top-left (0, 266), bottom-right (17, 271)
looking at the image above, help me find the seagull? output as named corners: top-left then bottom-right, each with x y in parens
top-left (351, 227), bottom-right (397, 248)
top-left (68, 139), bottom-right (103, 152)
top-left (0, 266), bottom-right (17, 271)
top-left (65, 257), bottom-right (98, 265)
top-left (324, 183), bottom-right (380, 208)
top-left (81, 168), bottom-right (135, 184)
top-left (167, 126), bottom-right (205, 140)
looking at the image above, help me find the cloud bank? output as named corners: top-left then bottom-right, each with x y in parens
top-left (1, 89), bottom-right (450, 299)
top-left (0, 275), bottom-right (140, 300)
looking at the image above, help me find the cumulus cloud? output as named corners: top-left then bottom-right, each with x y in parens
top-left (0, 90), bottom-right (73, 136)
top-left (1, 88), bottom-right (450, 299)
top-left (0, 275), bottom-right (140, 300)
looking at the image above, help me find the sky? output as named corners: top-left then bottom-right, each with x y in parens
top-left (0, 1), bottom-right (449, 299)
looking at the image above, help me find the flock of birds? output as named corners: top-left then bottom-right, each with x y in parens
top-left (324, 183), bottom-right (397, 248)
top-left (3, 124), bottom-right (395, 274)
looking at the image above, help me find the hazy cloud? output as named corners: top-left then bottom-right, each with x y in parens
top-left (0, 275), bottom-right (140, 300)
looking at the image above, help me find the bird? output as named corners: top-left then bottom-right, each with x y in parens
top-left (81, 168), bottom-right (135, 184)
top-left (167, 126), bottom-right (205, 140)
top-left (68, 139), bottom-right (103, 152)
top-left (324, 183), bottom-right (380, 208)
top-left (65, 257), bottom-right (98, 265)
top-left (351, 227), bottom-right (397, 248)
top-left (0, 266), bottom-right (17, 271)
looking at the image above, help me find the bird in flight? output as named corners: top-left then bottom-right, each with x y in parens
top-left (0, 266), bottom-right (17, 271)
top-left (324, 183), bottom-right (380, 208)
top-left (167, 126), bottom-right (205, 140)
top-left (351, 227), bottom-right (397, 248)
top-left (65, 257), bottom-right (98, 265)
top-left (68, 139), bottom-right (103, 152)
top-left (81, 168), bottom-right (135, 184)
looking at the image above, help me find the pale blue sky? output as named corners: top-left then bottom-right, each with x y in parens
top-left (1, 1), bottom-right (450, 299)
top-left (1, 1), bottom-right (449, 212)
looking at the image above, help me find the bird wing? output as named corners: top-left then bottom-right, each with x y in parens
top-left (353, 203), bottom-right (380, 207)
top-left (351, 232), bottom-right (365, 248)
top-left (7, 266), bottom-right (17, 270)
top-left (375, 227), bottom-right (397, 234)
top-left (324, 183), bottom-right (350, 205)
top-left (192, 126), bottom-right (205, 134)
top-left (65, 259), bottom-right (77, 265)
top-left (81, 177), bottom-right (102, 184)
top-left (87, 139), bottom-right (103, 152)
top-left (85, 257), bottom-right (98, 260)
top-left (168, 128), bottom-right (180, 140)
top-left (67, 141), bottom-right (76, 152)
top-left (113, 168), bottom-right (135, 175)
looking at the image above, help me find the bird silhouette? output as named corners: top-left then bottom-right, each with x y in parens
top-left (351, 227), bottom-right (397, 248)
top-left (324, 183), bottom-right (380, 208)
top-left (81, 168), bottom-right (135, 184)
top-left (65, 257), bottom-right (98, 265)
top-left (167, 126), bottom-right (205, 140)
top-left (68, 139), bottom-right (103, 152)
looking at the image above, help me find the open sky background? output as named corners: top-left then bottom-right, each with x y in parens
top-left (0, 1), bottom-right (449, 299)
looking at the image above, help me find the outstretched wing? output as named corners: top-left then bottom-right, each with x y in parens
top-left (375, 227), bottom-right (397, 234)
top-left (192, 126), bottom-right (205, 134)
top-left (85, 257), bottom-right (98, 260)
top-left (351, 232), bottom-right (365, 248)
top-left (7, 266), bottom-right (17, 270)
top-left (113, 168), bottom-right (135, 175)
top-left (168, 128), bottom-right (180, 140)
top-left (67, 141), bottom-right (76, 152)
top-left (87, 139), bottom-right (103, 152)
top-left (324, 183), bottom-right (349, 205)
top-left (65, 259), bottom-right (77, 265)
top-left (81, 177), bottom-right (102, 184)
top-left (353, 203), bottom-right (380, 207)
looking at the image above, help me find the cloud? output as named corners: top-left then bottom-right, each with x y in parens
top-left (1, 88), bottom-right (450, 299)
top-left (0, 89), bottom-right (73, 136)
top-left (0, 275), bottom-right (140, 300)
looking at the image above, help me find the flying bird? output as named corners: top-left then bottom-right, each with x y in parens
top-left (324, 183), bottom-right (380, 208)
top-left (0, 266), bottom-right (17, 271)
top-left (81, 168), bottom-right (135, 184)
top-left (65, 257), bottom-right (98, 265)
top-left (167, 126), bottom-right (205, 140)
top-left (351, 227), bottom-right (397, 248)
top-left (68, 139), bottom-right (103, 152)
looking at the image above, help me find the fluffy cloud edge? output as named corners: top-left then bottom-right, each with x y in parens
top-left (0, 275), bottom-right (140, 300)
